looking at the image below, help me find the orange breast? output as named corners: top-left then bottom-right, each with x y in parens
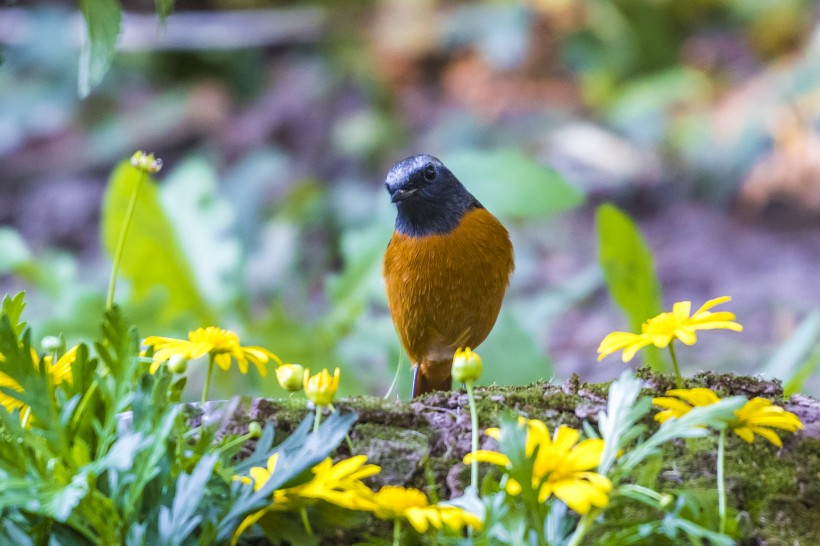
top-left (383, 207), bottom-right (514, 364)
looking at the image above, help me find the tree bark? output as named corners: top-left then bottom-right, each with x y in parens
top-left (199, 369), bottom-right (820, 545)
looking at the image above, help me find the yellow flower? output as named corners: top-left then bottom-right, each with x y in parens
top-left (0, 346), bottom-right (78, 417)
top-left (452, 347), bottom-right (483, 383)
top-left (731, 397), bottom-right (803, 447)
top-left (652, 389), bottom-right (804, 447)
top-left (295, 455), bottom-right (380, 510)
top-left (356, 485), bottom-right (482, 533)
top-left (597, 296), bottom-right (743, 362)
top-left (465, 418), bottom-right (611, 515)
top-left (232, 454), bottom-right (380, 545)
top-left (303, 367), bottom-right (340, 406)
top-left (130, 150), bottom-right (163, 174)
top-left (144, 327), bottom-right (281, 376)
top-left (234, 454), bottom-right (380, 510)
top-left (275, 363), bottom-right (305, 392)
top-left (652, 388), bottom-right (721, 423)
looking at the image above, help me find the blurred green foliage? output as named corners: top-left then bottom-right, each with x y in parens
top-left (596, 204), bottom-right (664, 371)
top-left (4, 0), bottom-right (820, 398)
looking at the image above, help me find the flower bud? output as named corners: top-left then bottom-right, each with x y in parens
top-left (452, 347), bottom-right (482, 384)
top-left (303, 367), bottom-right (340, 407)
top-left (276, 363), bottom-right (305, 392)
top-left (41, 335), bottom-right (65, 354)
top-left (130, 150), bottom-right (163, 174)
top-left (247, 422), bottom-right (263, 439)
top-left (168, 354), bottom-right (188, 374)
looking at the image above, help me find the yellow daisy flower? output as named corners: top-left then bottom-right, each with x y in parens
top-left (731, 397), bottom-right (803, 447)
top-left (232, 454), bottom-right (381, 545)
top-left (465, 418), bottom-right (611, 515)
top-left (597, 296), bottom-right (743, 362)
top-left (0, 346), bottom-right (78, 418)
top-left (356, 485), bottom-right (482, 533)
top-left (295, 455), bottom-right (381, 510)
top-left (652, 389), bottom-right (803, 446)
top-left (303, 367), bottom-right (340, 407)
top-left (652, 388), bottom-right (721, 423)
top-left (143, 327), bottom-right (281, 376)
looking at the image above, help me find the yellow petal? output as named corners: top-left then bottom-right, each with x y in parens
top-left (552, 425), bottom-right (580, 453)
top-left (666, 388), bottom-right (720, 407)
top-left (672, 301), bottom-right (692, 320)
top-left (733, 426), bottom-right (755, 443)
top-left (747, 426), bottom-right (784, 447)
top-left (405, 507), bottom-right (429, 533)
top-left (464, 450), bottom-right (510, 467)
top-left (505, 478), bottom-right (522, 496)
top-left (621, 336), bottom-right (655, 362)
top-left (484, 427), bottom-right (501, 440)
top-left (564, 438), bottom-right (605, 470)
top-left (694, 296), bottom-right (732, 314)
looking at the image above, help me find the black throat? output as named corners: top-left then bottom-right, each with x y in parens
top-left (394, 194), bottom-right (483, 237)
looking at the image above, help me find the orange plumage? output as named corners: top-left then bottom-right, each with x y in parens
top-left (382, 155), bottom-right (514, 396)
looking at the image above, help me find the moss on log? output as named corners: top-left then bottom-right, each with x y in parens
top-left (196, 370), bottom-right (820, 545)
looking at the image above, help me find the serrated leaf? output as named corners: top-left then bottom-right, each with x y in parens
top-left (217, 413), bottom-right (357, 541)
top-left (101, 161), bottom-right (214, 324)
top-left (78, 0), bottom-right (121, 97)
top-left (1, 292), bottom-right (28, 337)
top-left (158, 453), bottom-right (216, 546)
top-left (443, 148), bottom-right (584, 220)
top-left (596, 204), bottom-right (664, 370)
top-left (617, 396), bottom-right (746, 474)
top-left (598, 370), bottom-right (649, 475)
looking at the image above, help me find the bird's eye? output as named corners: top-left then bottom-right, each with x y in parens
top-left (423, 164), bottom-right (437, 182)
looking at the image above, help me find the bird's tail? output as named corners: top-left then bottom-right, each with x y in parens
top-left (412, 359), bottom-right (453, 397)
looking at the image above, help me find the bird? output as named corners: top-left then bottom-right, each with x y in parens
top-left (382, 154), bottom-right (514, 397)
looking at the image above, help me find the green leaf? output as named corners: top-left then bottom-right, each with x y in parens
top-left (101, 161), bottom-right (214, 325)
top-left (595, 204), bottom-right (664, 370)
top-left (1, 292), bottom-right (28, 338)
top-left (78, 0), bottom-right (121, 97)
top-left (616, 396), bottom-right (747, 474)
top-left (597, 370), bottom-right (649, 475)
top-left (762, 311), bottom-right (820, 394)
top-left (159, 157), bottom-right (241, 309)
top-left (155, 0), bottom-right (176, 20)
top-left (443, 148), bottom-right (584, 220)
top-left (158, 454), bottom-right (216, 546)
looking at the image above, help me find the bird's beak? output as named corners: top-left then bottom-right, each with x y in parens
top-left (390, 187), bottom-right (417, 203)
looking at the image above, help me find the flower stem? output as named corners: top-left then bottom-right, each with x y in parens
top-left (313, 407), bottom-right (322, 433)
top-left (668, 341), bottom-right (683, 388)
top-left (392, 519), bottom-right (400, 546)
top-left (384, 351), bottom-right (403, 400)
top-left (465, 381), bottom-right (479, 492)
top-left (106, 169), bottom-right (146, 310)
top-left (718, 429), bottom-right (727, 534)
top-left (201, 354), bottom-right (215, 403)
top-left (299, 506), bottom-right (313, 536)
top-left (216, 432), bottom-right (254, 455)
top-left (566, 512), bottom-right (595, 546)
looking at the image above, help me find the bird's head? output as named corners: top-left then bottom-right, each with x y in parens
top-left (385, 154), bottom-right (480, 237)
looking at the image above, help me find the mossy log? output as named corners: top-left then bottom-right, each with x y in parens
top-left (196, 370), bottom-right (820, 545)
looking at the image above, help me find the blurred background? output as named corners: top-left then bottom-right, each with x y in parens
top-left (2, 0), bottom-right (820, 399)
